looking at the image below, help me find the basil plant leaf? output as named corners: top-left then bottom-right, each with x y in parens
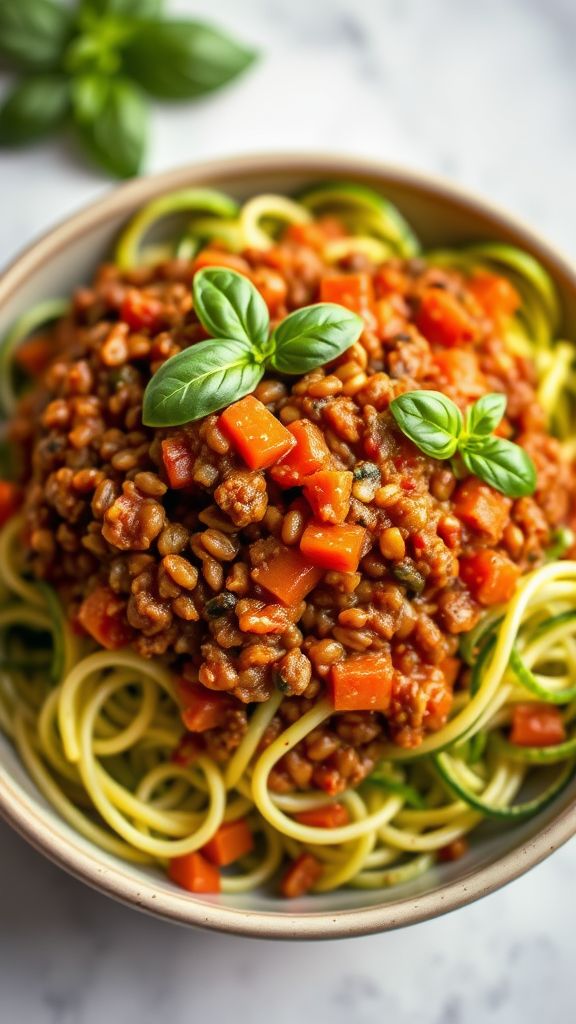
top-left (193, 267), bottom-right (269, 348)
top-left (78, 0), bottom-right (164, 18)
top-left (123, 19), bottom-right (257, 100)
top-left (0, 0), bottom-right (73, 71)
top-left (460, 436), bottom-right (536, 498)
top-left (390, 390), bottom-right (463, 459)
top-left (0, 74), bottom-right (70, 145)
top-left (71, 74), bottom-right (110, 124)
top-left (74, 77), bottom-right (148, 178)
top-left (465, 392), bottom-right (507, 439)
top-left (269, 303), bottom-right (363, 374)
top-left (143, 338), bottom-right (262, 426)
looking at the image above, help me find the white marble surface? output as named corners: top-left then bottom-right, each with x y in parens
top-left (1, 0), bottom-right (576, 1019)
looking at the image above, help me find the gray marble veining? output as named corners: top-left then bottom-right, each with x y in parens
top-left (1, 0), bottom-right (575, 1020)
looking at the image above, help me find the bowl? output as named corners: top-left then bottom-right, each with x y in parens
top-left (0, 154), bottom-right (574, 939)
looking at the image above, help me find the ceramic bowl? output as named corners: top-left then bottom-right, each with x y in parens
top-left (0, 154), bottom-right (574, 938)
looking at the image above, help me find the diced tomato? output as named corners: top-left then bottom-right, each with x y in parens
top-left (171, 734), bottom-right (203, 766)
top-left (453, 478), bottom-right (511, 543)
top-left (438, 838), bottom-right (469, 862)
top-left (294, 803), bottom-right (350, 828)
top-left (303, 470), bottom-right (353, 525)
top-left (280, 852), bottom-right (323, 898)
top-left (432, 349), bottom-right (485, 398)
top-left (285, 218), bottom-right (345, 250)
top-left (202, 819), bottom-right (254, 866)
top-left (460, 549), bottom-right (520, 605)
top-left (270, 419), bottom-right (332, 488)
top-left (439, 656), bottom-right (461, 687)
top-left (179, 682), bottom-right (237, 732)
top-left (252, 544), bottom-right (323, 605)
top-left (0, 480), bottom-right (22, 527)
top-left (329, 652), bottom-right (393, 712)
top-left (416, 288), bottom-right (478, 348)
top-left (510, 703), bottom-right (566, 747)
top-left (77, 586), bottom-right (133, 650)
top-left (14, 335), bottom-right (53, 376)
top-left (219, 396), bottom-right (296, 471)
top-left (320, 272), bottom-right (376, 325)
top-left (300, 522), bottom-right (366, 573)
top-left (192, 249), bottom-right (251, 274)
top-left (249, 267), bottom-right (288, 314)
top-left (121, 289), bottom-right (164, 332)
top-left (168, 852), bottom-right (221, 894)
top-left (468, 272), bottom-right (520, 322)
top-left (161, 435), bottom-right (195, 489)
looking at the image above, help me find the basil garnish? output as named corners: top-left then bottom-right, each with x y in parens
top-left (143, 267), bottom-right (363, 427)
top-left (0, 0), bottom-right (256, 177)
top-left (390, 390), bottom-right (537, 498)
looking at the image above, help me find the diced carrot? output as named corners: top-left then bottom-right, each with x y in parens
top-left (14, 335), bottom-right (53, 376)
top-left (161, 435), bottom-right (195, 489)
top-left (0, 480), bottom-right (22, 527)
top-left (121, 289), bottom-right (163, 332)
top-left (438, 838), bottom-right (469, 862)
top-left (179, 682), bottom-right (237, 732)
top-left (510, 703), bottom-right (566, 747)
top-left (77, 586), bottom-right (133, 650)
top-left (300, 522), bottom-right (366, 572)
top-left (280, 852), bottom-right (323, 899)
top-left (439, 656), bottom-right (461, 687)
top-left (295, 802), bottom-right (350, 828)
top-left (250, 267), bottom-right (288, 314)
top-left (270, 419), bottom-right (332, 488)
top-left (168, 852), bottom-right (221, 894)
top-left (453, 478), bottom-right (511, 543)
top-left (303, 470), bottom-right (353, 525)
top-left (285, 218), bottom-right (345, 249)
top-left (320, 272), bottom-right (375, 318)
top-left (459, 549), bottom-right (520, 605)
top-left (329, 652), bottom-right (393, 712)
top-left (432, 349), bottom-right (484, 397)
top-left (468, 272), bottom-right (520, 322)
top-left (193, 249), bottom-right (251, 274)
top-left (202, 819), bottom-right (254, 866)
top-left (219, 396), bottom-right (296, 471)
top-left (252, 544), bottom-right (323, 605)
top-left (416, 288), bottom-right (478, 348)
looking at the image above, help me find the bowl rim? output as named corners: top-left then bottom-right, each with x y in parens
top-left (0, 151), bottom-right (574, 940)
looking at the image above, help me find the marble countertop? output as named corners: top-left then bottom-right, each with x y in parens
top-left (1, 0), bottom-right (575, 1019)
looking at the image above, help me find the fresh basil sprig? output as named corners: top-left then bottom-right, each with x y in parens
top-left (143, 268), bottom-right (363, 427)
top-left (0, 0), bottom-right (256, 178)
top-left (390, 389), bottom-right (536, 498)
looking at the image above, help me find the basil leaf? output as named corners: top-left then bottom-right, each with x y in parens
top-left (79, 0), bottom-right (163, 17)
top-left (269, 303), bottom-right (363, 374)
top-left (0, 0), bottom-right (73, 70)
top-left (465, 392), bottom-right (506, 438)
top-left (460, 436), bottom-right (536, 498)
top-left (73, 77), bottom-right (147, 178)
top-left (0, 74), bottom-right (70, 145)
top-left (193, 267), bottom-right (269, 348)
top-left (143, 339), bottom-right (262, 426)
top-left (71, 74), bottom-right (109, 123)
top-left (390, 390), bottom-right (463, 459)
top-left (123, 19), bottom-right (257, 99)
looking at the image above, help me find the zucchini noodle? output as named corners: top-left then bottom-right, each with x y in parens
top-left (0, 182), bottom-right (575, 898)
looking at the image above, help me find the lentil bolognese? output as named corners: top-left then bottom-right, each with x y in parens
top-left (1, 182), bottom-right (575, 898)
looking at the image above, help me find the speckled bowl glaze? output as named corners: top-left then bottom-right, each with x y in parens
top-left (0, 154), bottom-right (574, 939)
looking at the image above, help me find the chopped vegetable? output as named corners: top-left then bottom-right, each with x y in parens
top-left (202, 818), bottom-right (254, 866)
top-left (179, 682), bottom-right (236, 732)
top-left (468, 272), bottom-right (520, 322)
top-left (300, 521), bottom-right (366, 572)
top-left (303, 470), bottom-right (353, 524)
top-left (169, 851), bottom-right (221, 893)
top-left (0, 480), bottom-right (21, 527)
top-left (219, 395), bottom-right (296, 471)
top-left (460, 549), bottom-right (520, 605)
top-left (14, 335), bottom-right (53, 377)
top-left (77, 586), bottom-right (133, 650)
top-left (193, 250), bottom-right (251, 274)
top-left (252, 544), bottom-right (323, 605)
top-left (320, 272), bottom-right (375, 320)
top-left (270, 419), bottom-right (332, 487)
top-left (510, 703), bottom-right (566, 747)
top-left (329, 652), bottom-right (393, 712)
top-left (161, 435), bottom-right (195, 489)
top-left (295, 802), bottom-right (350, 828)
top-left (453, 478), bottom-right (511, 543)
top-left (438, 838), bottom-right (469, 862)
top-left (280, 852), bottom-right (322, 898)
top-left (416, 288), bottom-right (478, 348)
top-left (121, 289), bottom-right (163, 332)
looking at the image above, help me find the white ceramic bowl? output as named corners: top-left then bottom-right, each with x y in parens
top-left (0, 154), bottom-right (574, 938)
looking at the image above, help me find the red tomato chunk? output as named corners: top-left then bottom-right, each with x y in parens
top-left (510, 703), bottom-right (566, 747)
